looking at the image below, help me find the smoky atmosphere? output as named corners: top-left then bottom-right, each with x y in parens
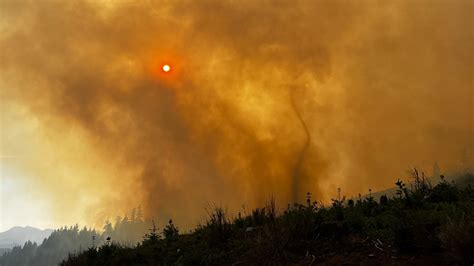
top-left (0, 1), bottom-right (473, 265)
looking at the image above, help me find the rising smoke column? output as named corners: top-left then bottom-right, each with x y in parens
top-left (289, 85), bottom-right (311, 203)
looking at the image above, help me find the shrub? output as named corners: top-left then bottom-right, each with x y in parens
top-left (438, 215), bottom-right (474, 263)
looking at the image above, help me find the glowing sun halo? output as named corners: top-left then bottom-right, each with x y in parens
top-left (162, 64), bottom-right (171, 72)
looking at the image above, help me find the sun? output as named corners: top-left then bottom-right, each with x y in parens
top-left (162, 64), bottom-right (171, 72)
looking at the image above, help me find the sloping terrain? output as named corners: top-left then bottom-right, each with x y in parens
top-left (0, 226), bottom-right (53, 249)
top-left (62, 174), bottom-right (474, 265)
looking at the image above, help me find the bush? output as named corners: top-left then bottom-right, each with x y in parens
top-left (439, 215), bottom-right (474, 263)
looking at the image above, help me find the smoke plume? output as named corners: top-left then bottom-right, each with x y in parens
top-left (1, 0), bottom-right (472, 229)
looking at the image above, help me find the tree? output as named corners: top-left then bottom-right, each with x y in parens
top-left (163, 219), bottom-right (179, 241)
top-left (103, 220), bottom-right (113, 240)
top-left (143, 220), bottom-right (160, 244)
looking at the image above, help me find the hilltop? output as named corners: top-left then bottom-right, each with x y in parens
top-left (0, 226), bottom-right (53, 251)
top-left (62, 173), bottom-right (474, 265)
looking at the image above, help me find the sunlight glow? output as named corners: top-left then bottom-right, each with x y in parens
top-left (162, 64), bottom-right (171, 72)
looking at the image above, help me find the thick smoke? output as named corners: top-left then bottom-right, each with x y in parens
top-left (1, 0), bottom-right (472, 228)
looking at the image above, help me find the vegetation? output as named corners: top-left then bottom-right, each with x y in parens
top-left (59, 172), bottom-right (473, 265)
top-left (2, 173), bottom-right (473, 265)
top-left (0, 208), bottom-right (148, 266)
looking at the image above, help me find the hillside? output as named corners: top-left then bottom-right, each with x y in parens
top-left (0, 217), bottom-right (148, 266)
top-left (1, 174), bottom-right (472, 265)
top-left (0, 226), bottom-right (53, 250)
top-left (62, 174), bottom-right (474, 265)
top-left (368, 170), bottom-right (474, 201)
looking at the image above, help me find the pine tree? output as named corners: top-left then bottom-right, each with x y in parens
top-left (163, 219), bottom-right (179, 241)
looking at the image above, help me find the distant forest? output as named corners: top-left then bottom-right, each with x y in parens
top-left (1, 171), bottom-right (473, 265)
top-left (0, 208), bottom-right (148, 266)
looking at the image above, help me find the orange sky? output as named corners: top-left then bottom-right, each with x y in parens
top-left (1, 0), bottom-right (473, 231)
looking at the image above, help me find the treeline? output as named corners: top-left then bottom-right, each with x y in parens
top-left (2, 173), bottom-right (473, 265)
top-left (0, 208), bottom-right (149, 266)
top-left (62, 172), bottom-right (474, 265)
